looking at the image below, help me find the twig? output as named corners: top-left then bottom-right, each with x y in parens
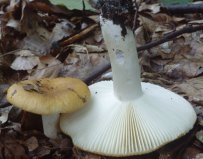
top-left (83, 62), bottom-right (111, 85)
top-left (137, 25), bottom-right (203, 52)
top-left (80, 24), bottom-right (203, 84)
top-left (161, 3), bottom-right (203, 14)
top-left (132, 0), bottom-right (139, 32)
top-left (59, 24), bottom-right (98, 47)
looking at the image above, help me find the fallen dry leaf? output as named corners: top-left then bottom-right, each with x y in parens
top-left (139, 3), bottom-right (160, 14)
top-left (196, 130), bottom-right (203, 144)
top-left (61, 51), bottom-right (109, 80)
top-left (28, 55), bottom-right (63, 80)
top-left (182, 147), bottom-right (202, 159)
top-left (70, 44), bottom-right (104, 53)
top-left (0, 106), bottom-right (12, 124)
top-left (0, 84), bottom-right (10, 107)
top-left (164, 60), bottom-right (203, 79)
top-left (0, 135), bottom-right (29, 159)
top-left (193, 153), bottom-right (203, 159)
top-left (24, 136), bottom-right (39, 152)
top-left (172, 76), bottom-right (203, 105)
top-left (11, 56), bottom-right (40, 71)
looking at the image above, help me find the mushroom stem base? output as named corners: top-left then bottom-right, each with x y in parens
top-left (42, 113), bottom-right (60, 139)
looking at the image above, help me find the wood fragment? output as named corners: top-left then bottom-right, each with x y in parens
top-left (161, 3), bottom-right (203, 14)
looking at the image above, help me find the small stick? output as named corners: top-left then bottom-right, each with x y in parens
top-left (83, 62), bottom-right (111, 85)
top-left (161, 3), bottom-right (203, 14)
top-left (59, 24), bottom-right (98, 47)
top-left (137, 25), bottom-right (203, 51)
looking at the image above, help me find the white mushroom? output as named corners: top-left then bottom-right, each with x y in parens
top-left (60, 5), bottom-right (196, 157)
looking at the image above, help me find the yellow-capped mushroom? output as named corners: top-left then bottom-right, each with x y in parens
top-left (7, 77), bottom-right (90, 139)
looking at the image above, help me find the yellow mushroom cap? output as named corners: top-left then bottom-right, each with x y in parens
top-left (6, 77), bottom-right (91, 115)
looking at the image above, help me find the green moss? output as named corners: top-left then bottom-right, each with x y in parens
top-left (49, 0), bottom-right (95, 11)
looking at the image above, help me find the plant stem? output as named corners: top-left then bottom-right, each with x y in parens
top-left (100, 17), bottom-right (142, 101)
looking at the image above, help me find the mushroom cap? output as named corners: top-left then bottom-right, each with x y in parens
top-left (60, 81), bottom-right (196, 156)
top-left (7, 77), bottom-right (90, 115)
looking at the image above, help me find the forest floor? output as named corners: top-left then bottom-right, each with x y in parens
top-left (0, 0), bottom-right (203, 159)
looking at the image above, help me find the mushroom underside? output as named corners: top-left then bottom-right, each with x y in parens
top-left (60, 81), bottom-right (196, 156)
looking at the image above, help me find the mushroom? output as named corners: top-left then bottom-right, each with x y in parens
top-left (6, 77), bottom-right (90, 139)
top-left (59, 1), bottom-right (197, 156)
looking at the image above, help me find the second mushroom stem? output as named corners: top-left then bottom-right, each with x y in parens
top-left (100, 17), bottom-right (143, 101)
top-left (42, 113), bottom-right (60, 139)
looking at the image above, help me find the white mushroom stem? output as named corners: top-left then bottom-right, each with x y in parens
top-left (100, 17), bottom-right (142, 101)
top-left (60, 16), bottom-right (196, 156)
top-left (42, 114), bottom-right (60, 139)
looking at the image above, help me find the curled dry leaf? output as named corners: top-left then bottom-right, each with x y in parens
top-left (164, 60), bottom-right (203, 79)
top-left (139, 15), bottom-right (158, 33)
top-left (139, 3), bottom-right (160, 14)
top-left (142, 34), bottom-right (203, 79)
top-left (0, 106), bottom-right (12, 124)
top-left (19, 33), bottom-right (51, 55)
top-left (182, 147), bottom-right (203, 159)
top-left (24, 136), bottom-right (39, 152)
top-left (61, 52), bottom-right (109, 80)
top-left (196, 130), bottom-right (203, 144)
top-left (28, 55), bottom-right (63, 80)
top-left (135, 26), bottom-right (146, 47)
top-left (0, 135), bottom-right (29, 159)
top-left (193, 153), bottom-right (203, 159)
top-left (73, 147), bottom-right (102, 159)
top-left (50, 20), bottom-right (75, 44)
top-left (0, 84), bottom-right (10, 107)
top-left (195, 106), bottom-right (203, 117)
top-left (93, 28), bottom-right (103, 43)
top-left (10, 50), bottom-right (40, 71)
top-left (173, 76), bottom-right (203, 105)
top-left (6, 19), bottom-right (20, 30)
top-left (71, 44), bottom-right (105, 53)
top-left (33, 146), bottom-right (51, 158)
top-left (11, 56), bottom-right (40, 71)
top-left (195, 107), bottom-right (203, 127)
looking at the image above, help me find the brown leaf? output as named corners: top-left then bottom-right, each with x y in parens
top-left (182, 147), bottom-right (202, 159)
top-left (11, 56), bottom-right (40, 71)
top-left (0, 106), bottom-right (12, 124)
top-left (24, 136), bottom-right (39, 152)
top-left (1, 137), bottom-right (30, 159)
top-left (0, 84), bottom-right (10, 107)
top-left (196, 130), bottom-right (203, 144)
top-left (139, 3), bottom-right (160, 14)
top-left (173, 76), bottom-right (203, 105)
top-left (34, 146), bottom-right (51, 158)
top-left (61, 51), bottom-right (109, 80)
top-left (28, 55), bottom-right (63, 80)
top-left (164, 60), bottom-right (203, 79)
top-left (194, 153), bottom-right (203, 159)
